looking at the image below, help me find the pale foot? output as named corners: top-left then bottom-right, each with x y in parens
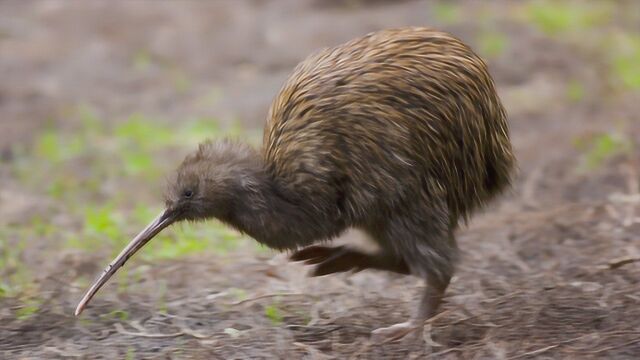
top-left (371, 321), bottom-right (421, 343)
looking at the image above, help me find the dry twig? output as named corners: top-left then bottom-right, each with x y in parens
top-left (114, 323), bottom-right (183, 338)
top-left (507, 334), bottom-right (590, 359)
top-left (230, 292), bottom-right (307, 306)
top-left (607, 257), bottom-right (640, 269)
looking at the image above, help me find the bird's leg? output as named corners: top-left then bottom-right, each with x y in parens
top-left (371, 274), bottom-right (450, 342)
top-left (290, 245), bottom-right (410, 275)
top-left (366, 194), bottom-right (457, 343)
top-left (418, 274), bottom-right (450, 320)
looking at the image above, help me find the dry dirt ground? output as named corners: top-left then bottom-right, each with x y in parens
top-left (1, 1), bottom-right (639, 359)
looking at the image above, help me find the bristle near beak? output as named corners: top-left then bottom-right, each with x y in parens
top-left (74, 209), bottom-right (177, 316)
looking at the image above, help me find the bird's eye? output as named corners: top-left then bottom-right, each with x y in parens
top-left (182, 189), bottom-right (194, 199)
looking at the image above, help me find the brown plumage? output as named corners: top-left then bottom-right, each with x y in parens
top-left (75, 27), bottom-right (515, 340)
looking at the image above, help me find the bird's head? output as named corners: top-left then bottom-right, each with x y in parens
top-left (75, 139), bottom-right (261, 315)
top-left (165, 139), bottom-right (260, 222)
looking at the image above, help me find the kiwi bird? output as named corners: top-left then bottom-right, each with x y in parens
top-left (75, 27), bottom-right (515, 340)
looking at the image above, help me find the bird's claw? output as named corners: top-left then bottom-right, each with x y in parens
top-left (371, 321), bottom-right (421, 343)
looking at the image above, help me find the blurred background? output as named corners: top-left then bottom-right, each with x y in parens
top-left (1, 1), bottom-right (639, 358)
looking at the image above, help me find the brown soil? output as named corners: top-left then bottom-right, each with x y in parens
top-left (1, 1), bottom-right (639, 359)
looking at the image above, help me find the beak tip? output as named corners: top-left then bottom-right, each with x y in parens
top-left (72, 209), bottom-right (173, 318)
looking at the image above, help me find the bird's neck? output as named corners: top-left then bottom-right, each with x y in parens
top-left (224, 164), bottom-right (336, 250)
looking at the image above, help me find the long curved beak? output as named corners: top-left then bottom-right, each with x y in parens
top-left (74, 209), bottom-right (177, 316)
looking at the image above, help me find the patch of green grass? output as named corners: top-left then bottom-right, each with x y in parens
top-left (149, 233), bottom-right (209, 259)
top-left (34, 129), bottom-right (84, 164)
top-left (477, 31), bottom-right (508, 59)
top-left (115, 115), bottom-right (172, 177)
top-left (28, 110), bottom-right (229, 193)
top-left (566, 79), bottom-right (586, 102)
top-left (1, 275), bottom-right (33, 300)
top-left (68, 202), bottom-right (140, 254)
top-left (229, 288), bottom-right (248, 302)
top-left (15, 298), bottom-right (41, 320)
top-left (68, 207), bottom-right (225, 260)
top-left (576, 132), bottom-right (633, 170)
top-left (125, 347), bottom-right (136, 360)
top-left (78, 317), bottom-right (93, 327)
top-left (610, 34), bottom-right (640, 91)
top-left (0, 283), bottom-right (8, 298)
top-left (34, 130), bottom-right (62, 162)
top-left (179, 117), bottom-right (222, 145)
top-left (131, 205), bottom-right (245, 260)
top-left (101, 309), bottom-right (130, 321)
top-left (112, 114), bottom-right (231, 177)
top-left (264, 303), bottom-right (283, 325)
top-left (149, 222), bottom-right (243, 259)
top-left (14, 105), bottom-right (254, 269)
top-left (3, 99), bottom-right (266, 304)
top-left (15, 105), bottom-right (100, 191)
top-left (76, 104), bottom-right (103, 135)
top-left (0, 232), bottom-right (33, 298)
top-left (30, 216), bottom-right (56, 238)
top-left (132, 204), bottom-right (163, 228)
top-left (47, 177), bottom-right (70, 199)
top-left (15, 304), bottom-right (39, 320)
top-left (115, 113), bottom-right (175, 149)
top-left (524, 0), bottom-right (612, 35)
top-left (34, 111), bottom-right (96, 165)
top-left (171, 69), bottom-right (191, 94)
top-left (84, 203), bottom-right (125, 245)
top-left (121, 151), bottom-right (156, 176)
top-left (432, 3), bottom-right (460, 24)
top-left (133, 50), bottom-right (152, 72)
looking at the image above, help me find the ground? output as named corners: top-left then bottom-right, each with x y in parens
top-left (1, 1), bottom-right (639, 359)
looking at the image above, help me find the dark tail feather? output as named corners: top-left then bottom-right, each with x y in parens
top-left (484, 153), bottom-right (515, 199)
